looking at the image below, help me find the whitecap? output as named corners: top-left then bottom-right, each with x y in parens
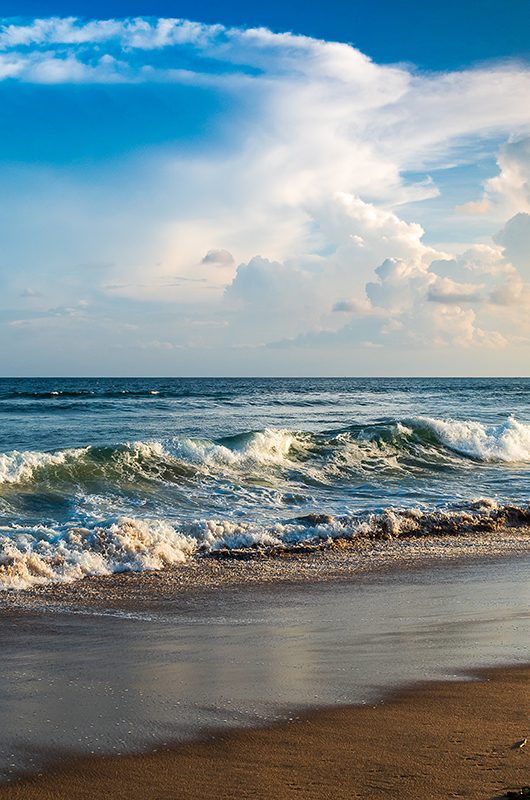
top-left (413, 416), bottom-right (530, 462)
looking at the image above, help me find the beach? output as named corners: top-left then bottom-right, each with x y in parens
top-left (4, 525), bottom-right (530, 613)
top-left (1, 663), bottom-right (529, 800)
top-left (2, 546), bottom-right (530, 796)
top-left (1, 377), bottom-right (530, 795)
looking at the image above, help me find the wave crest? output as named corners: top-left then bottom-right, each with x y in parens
top-left (411, 416), bottom-right (530, 462)
top-left (0, 447), bottom-right (89, 485)
top-left (1, 417), bottom-right (529, 494)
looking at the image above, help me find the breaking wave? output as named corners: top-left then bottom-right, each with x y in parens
top-left (1, 414), bottom-right (529, 590)
top-left (0, 430), bottom-right (301, 490)
top-left (0, 447), bottom-right (90, 485)
top-left (0, 416), bottom-right (529, 492)
top-left (411, 416), bottom-right (530, 462)
top-left (1, 499), bottom-right (529, 590)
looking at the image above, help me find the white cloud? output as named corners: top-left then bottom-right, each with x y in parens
top-left (486, 138), bottom-right (530, 215)
top-left (252, 205), bottom-right (530, 353)
top-left (0, 17), bottom-right (218, 50)
top-left (456, 198), bottom-right (491, 216)
top-left (2, 16), bottom-right (530, 371)
top-left (454, 136), bottom-right (530, 224)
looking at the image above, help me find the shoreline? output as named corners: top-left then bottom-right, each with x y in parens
top-left (1, 663), bottom-right (529, 799)
top-left (3, 526), bottom-right (530, 613)
top-left (2, 536), bottom-right (530, 795)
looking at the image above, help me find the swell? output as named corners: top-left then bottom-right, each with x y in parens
top-left (1, 499), bottom-right (529, 590)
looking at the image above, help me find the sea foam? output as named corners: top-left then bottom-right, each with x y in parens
top-left (0, 447), bottom-right (89, 484)
top-left (1, 500), bottom-right (529, 590)
top-left (0, 518), bottom-right (196, 590)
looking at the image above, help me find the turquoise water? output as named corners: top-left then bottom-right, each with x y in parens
top-left (0, 377), bottom-right (529, 588)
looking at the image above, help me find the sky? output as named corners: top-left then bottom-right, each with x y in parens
top-left (1, 3), bottom-right (530, 376)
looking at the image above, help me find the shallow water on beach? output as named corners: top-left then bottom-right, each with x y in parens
top-left (0, 377), bottom-right (529, 590)
top-left (1, 553), bottom-right (530, 780)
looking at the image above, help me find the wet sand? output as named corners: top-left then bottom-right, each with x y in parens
top-left (1, 664), bottom-right (529, 800)
top-left (2, 536), bottom-right (530, 796)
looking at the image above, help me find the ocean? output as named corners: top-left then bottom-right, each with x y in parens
top-left (1, 376), bottom-right (529, 590)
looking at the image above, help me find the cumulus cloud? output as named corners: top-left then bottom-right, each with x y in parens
top-left (487, 212), bottom-right (530, 309)
top-left (456, 137), bottom-right (530, 224)
top-left (486, 138), bottom-right (530, 215)
top-left (332, 299), bottom-right (372, 313)
top-left (224, 256), bottom-right (319, 341)
top-left (255, 203), bottom-right (530, 353)
top-left (202, 249), bottom-right (235, 266)
top-left (427, 278), bottom-right (482, 304)
top-left (494, 212), bottom-right (530, 272)
top-left (2, 16), bottom-right (530, 371)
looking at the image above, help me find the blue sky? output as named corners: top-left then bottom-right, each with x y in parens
top-left (1, 4), bottom-right (530, 375)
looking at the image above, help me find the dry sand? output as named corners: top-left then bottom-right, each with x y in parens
top-left (1, 664), bottom-right (529, 800)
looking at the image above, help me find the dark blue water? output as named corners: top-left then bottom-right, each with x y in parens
top-left (0, 377), bottom-right (529, 589)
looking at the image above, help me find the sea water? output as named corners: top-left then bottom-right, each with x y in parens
top-left (0, 376), bottom-right (529, 589)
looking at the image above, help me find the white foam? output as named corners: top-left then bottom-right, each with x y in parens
top-left (1, 497), bottom-right (528, 590)
top-left (324, 430), bottom-right (405, 476)
top-left (415, 416), bottom-right (530, 462)
top-left (170, 428), bottom-right (300, 469)
top-left (0, 518), bottom-right (196, 590)
top-left (127, 440), bottom-right (168, 462)
top-left (0, 418), bottom-right (482, 492)
top-left (0, 513), bottom-right (339, 590)
top-left (0, 447), bottom-right (88, 484)
top-left (0, 440), bottom-right (184, 487)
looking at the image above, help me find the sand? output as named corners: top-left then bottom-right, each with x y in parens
top-left (1, 664), bottom-right (529, 800)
